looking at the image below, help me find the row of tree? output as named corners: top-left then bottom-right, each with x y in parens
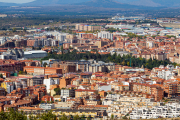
top-left (0, 109), bottom-right (92, 120)
top-left (41, 50), bottom-right (175, 70)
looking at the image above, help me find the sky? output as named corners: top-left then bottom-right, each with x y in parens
top-left (0, 0), bottom-right (34, 3)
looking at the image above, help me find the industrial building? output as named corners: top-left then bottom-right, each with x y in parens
top-left (24, 50), bottom-right (48, 59)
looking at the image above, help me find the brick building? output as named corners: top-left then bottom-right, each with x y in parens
top-left (41, 95), bottom-right (54, 102)
top-left (27, 39), bottom-right (38, 47)
top-left (23, 66), bottom-right (62, 75)
top-left (0, 60), bottom-right (23, 73)
top-left (59, 77), bottom-right (72, 89)
top-left (130, 83), bottom-right (164, 101)
top-left (51, 61), bottom-right (76, 74)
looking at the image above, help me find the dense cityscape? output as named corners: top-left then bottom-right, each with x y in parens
top-left (2, 5), bottom-right (180, 119)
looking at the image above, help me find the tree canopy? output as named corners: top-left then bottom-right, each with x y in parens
top-left (41, 51), bottom-right (175, 70)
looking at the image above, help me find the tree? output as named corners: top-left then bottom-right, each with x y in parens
top-left (24, 70), bottom-right (27, 75)
top-left (59, 114), bottom-right (68, 120)
top-left (43, 62), bottom-right (48, 67)
top-left (61, 46), bottom-right (64, 54)
top-left (54, 88), bottom-right (61, 95)
top-left (40, 111), bottom-right (57, 120)
top-left (0, 74), bottom-right (3, 78)
top-left (12, 28), bottom-right (17, 32)
top-left (81, 115), bottom-right (85, 120)
top-left (87, 115), bottom-right (91, 120)
top-left (7, 108), bottom-right (27, 120)
top-left (41, 51), bottom-right (174, 70)
top-left (111, 114), bottom-right (114, 120)
top-left (122, 116), bottom-right (128, 119)
top-left (73, 115), bottom-right (80, 120)
top-left (19, 71), bottom-right (23, 74)
top-left (40, 101), bottom-right (45, 104)
top-left (0, 110), bottom-right (8, 119)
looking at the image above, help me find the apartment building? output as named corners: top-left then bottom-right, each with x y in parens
top-left (106, 96), bottom-right (161, 119)
top-left (89, 61), bottom-right (115, 73)
top-left (27, 39), bottom-right (38, 47)
top-left (130, 83), bottom-right (164, 101)
top-left (95, 40), bottom-right (109, 48)
top-left (163, 81), bottom-right (180, 98)
top-left (39, 103), bottom-right (55, 110)
top-left (75, 89), bottom-right (96, 98)
top-left (51, 61), bottom-right (76, 74)
top-left (27, 77), bottom-right (44, 87)
top-left (97, 31), bottom-right (113, 41)
top-left (23, 66), bottom-right (62, 75)
top-left (59, 77), bottom-right (72, 89)
top-left (43, 77), bottom-right (60, 93)
top-left (0, 60), bottom-right (23, 73)
top-left (61, 89), bottom-right (75, 97)
top-left (0, 87), bottom-right (6, 96)
top-left (130, 103), bottom-right (180, 119)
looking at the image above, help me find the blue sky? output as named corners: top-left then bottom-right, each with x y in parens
top-left (0, 0), bottom-right (34, 3)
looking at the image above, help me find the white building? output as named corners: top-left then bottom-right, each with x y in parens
top-left (0, 54), bottom-right (17, 60)
top-left (0, 37), bottom-right (6, 45)
top-left (130, 103), bottom-right (180, 119)
top-left (158, 70), bottom-right (173, 80)
top-left (98, 84), bottom-right (111, 91)
top-left (24, 50), bottom-right (48, 59)
top-left (39, 103), bottom-right (55, 110)
top-left (43, 78), bottom-right (59, 93)
top-left (98, 31), bottom-right (113, 41)
top-left (61, 89), bottom-right (75, 97)
top-left (105, 24), bottom-right (134, 30)
top-left (48, 31), bottom-right (67, 42)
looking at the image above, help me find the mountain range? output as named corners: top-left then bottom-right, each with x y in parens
top-left (0, 0), bottom-right (180, 8)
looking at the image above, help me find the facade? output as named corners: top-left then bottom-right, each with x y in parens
top-left (43, 78), bottom-right (59, 93)
top-left (51, 61), bottom-right (76, 74)
top-left (130, 103), bottom-right (180, 119)
top-left (130, 83), bottom-right (164, 101)
top-left (41, 95), bottom-right (54, 102)
top-left (59, 77), bottom-right (72, 89)
top-left (75, 89), bottom-right (96, 98)
top-left (76, 24), bottom-right (101, 31)
top-left (39, 103), bottom-right (55, 110)
top-left (98, 31), bottom-right (113, 41)
top-left (27, 77), bottom-right (44, 87)
top-left (27, 39), bottom-right (38, 47)
top-left (61, 89), bottom-right (75, 97)
top-left (23, 66), bottom-right (62, 75)
top-left (24, 50), bottom-right (47, 59)
top-left (89, 61), bottom-right (115, 73)
top-left (0, 87), bottom-right (6, 96)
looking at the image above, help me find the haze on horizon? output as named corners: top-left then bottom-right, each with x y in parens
top-left (0, 0), bottom-right (34, 3)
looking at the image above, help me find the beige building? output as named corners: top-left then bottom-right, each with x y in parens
top-left (76, 24), bottom-right (101, 31)
top-left (75, 89), bottom-right (96, 98)
top-left (54, 102), bottom-right (74, 109)
top-left (89, 61), bottom-right (115, 73)
top-left (106, 97), bottom-right (161, 119)
top-left (95, 40), bottom-right (109, 48)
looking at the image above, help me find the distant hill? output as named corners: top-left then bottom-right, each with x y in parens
top-left (22, 0), bottom-right (89, 6)
top-left (76, 0), bottom-right (156, 9)
top-left (0, 0), bottom-right (179, 8)
top-left (0, 2), bottom-right (18, 6)
top-left (77, 0), bottom-right (162, 9)
top-left (18, 0), bottom-right (160, 9)
top-left (116, 0), bottom-right (180, 7)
